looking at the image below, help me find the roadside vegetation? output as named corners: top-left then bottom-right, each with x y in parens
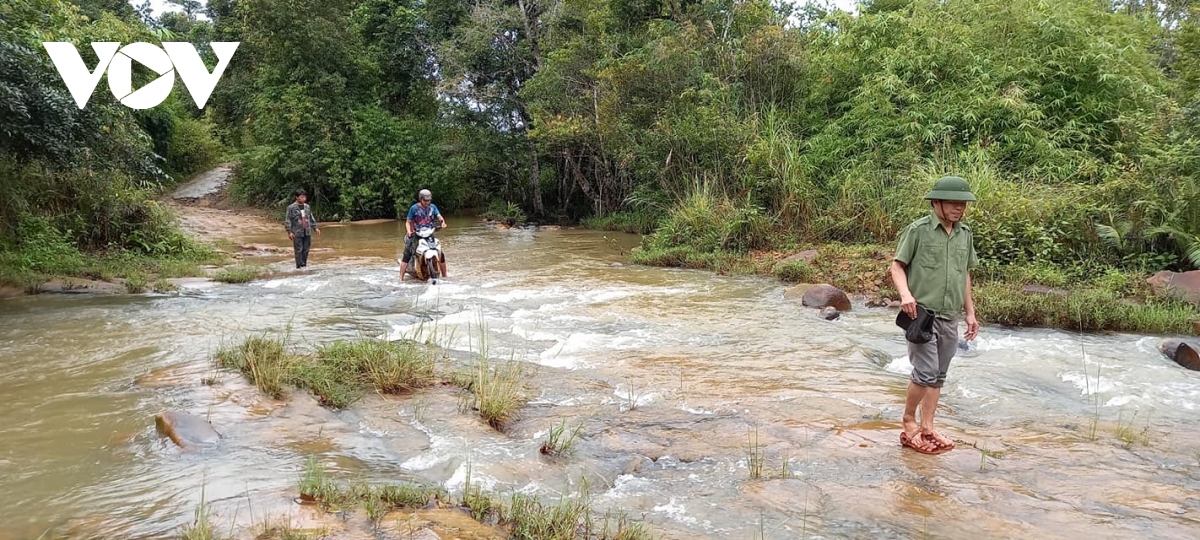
top-left (2, 1), bottom-right (226, 290)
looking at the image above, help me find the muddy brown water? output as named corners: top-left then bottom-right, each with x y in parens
top-left (2, 218), bottom-right (1200, 539)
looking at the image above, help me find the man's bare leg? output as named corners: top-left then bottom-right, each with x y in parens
top-left (903, 381), bottom-right (937, 451)
top-left (920, 386), bottom-right (955, 450)
top-left (398, 262), bottom-right (408, 281)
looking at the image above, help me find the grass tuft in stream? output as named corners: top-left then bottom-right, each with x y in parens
top-left (215, 332), bottom-right (439, 409)
top-left (255, 517), bottom-right (322, 540)
top-left (296, 456), bottom-right (657, 540)
top-left (1113, 409), bottom-right (1153, 448)
top-left (215, 334), bottom-right (291, 399)
top-left (297, 456), bottom-right (443, 514)
top-left (540, 418), bottom-right (583, 457)
top-left (294, 338), bottom-right (437, 408)
top-left (212, 264), bottom-right (268, 284)
top-left (504, 492), bottom-right (588, 539)
top-left (746, 426), bottom-right (766, 480)
top-left (179, 488), bottom-right (228, 540)
top-left (456, 317), bottom-right (527, 429)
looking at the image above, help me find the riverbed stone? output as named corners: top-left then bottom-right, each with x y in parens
top-left (154, 411), bottom-right (220, 449)
top-left (1159, 339), bottom-right (1200, 371)
top-left (1147, 270), bottom-right (1200, 307)
top-left (801, 284), bottom-right (852, 311)
top-left (782, 249), bottom-right (819, 265)
top-left (820, 307), bottom-right (841, 320)
top-left (37, 279), bottom-right (124, 295)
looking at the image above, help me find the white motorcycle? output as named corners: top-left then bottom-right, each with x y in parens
top-left (405, 226), bottom-right (444, 284)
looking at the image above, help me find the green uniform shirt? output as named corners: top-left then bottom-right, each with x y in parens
top-left (894, 214), bottom-right (978, 319)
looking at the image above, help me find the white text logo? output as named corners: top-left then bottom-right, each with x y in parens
top-left (42, 42), bottom-right (239, 110)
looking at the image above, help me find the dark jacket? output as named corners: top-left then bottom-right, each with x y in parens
top-left (285, 202), bottom-right (319, 236)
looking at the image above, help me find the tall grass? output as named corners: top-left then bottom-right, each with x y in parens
top-left (540, 419), bottom-right (582, 457)
top-left (295, 339), bottom-right (437, 408)
top-left (212, 264), bottom-right (268, 284)
top-left (456, 315), bottom-right (526, 429)
top-left (216, 333), bottom-right (438, 409)
top-left (215, 334), bottom-right (291, 399)
top-left (297, 455), bottom-right (441, 513)
top-left (746, 427), bottom-right (765, 480)
top-left (179, 488), bottom-right (228, 540)
top-left (976, 282), bottom-right (1198, 335)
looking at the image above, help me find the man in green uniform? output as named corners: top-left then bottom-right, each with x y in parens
top-left (890, 176), bottom-right (980, 454)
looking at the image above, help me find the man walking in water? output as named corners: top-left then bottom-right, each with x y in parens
top-left (399, 189), bottom-right (448, 281)
top-left (285, 188), bottom-right (320, 269)
top-left (890, 176), bottom-right (980, 454)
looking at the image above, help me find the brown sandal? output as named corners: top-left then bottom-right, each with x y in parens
top-left (901, 431), bottom-right (948, 455)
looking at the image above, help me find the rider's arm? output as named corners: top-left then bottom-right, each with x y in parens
top-left (405, 219), bottom-right (414, 236)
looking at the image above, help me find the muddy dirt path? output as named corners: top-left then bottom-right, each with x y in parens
top-left (164, 163), bottom-right (283, 247)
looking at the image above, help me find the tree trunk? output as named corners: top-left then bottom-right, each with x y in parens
top-left (527, 136), bottom-right (544, 216)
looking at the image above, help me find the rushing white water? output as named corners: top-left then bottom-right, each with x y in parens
top-left (1, 219), bottom-right (1198, 539)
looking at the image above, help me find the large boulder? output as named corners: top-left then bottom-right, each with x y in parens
top-left (1147, 270), bottom-right (1200, 307)
top-left (1159, 339), bottom-right (1200, 371)
top-left (155, 411), bottom-right (220, 449)
top-left (801, 284), bottom-right (852, 311)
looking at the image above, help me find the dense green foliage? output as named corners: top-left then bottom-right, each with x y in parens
top-left (4, 0), bottom-right (1200, 329)
top-left (0, 0), bottom-right (223, 285)
top-left (197, 0), bottom-right (1200, 277)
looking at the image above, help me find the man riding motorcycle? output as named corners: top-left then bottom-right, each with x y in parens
top-left (399, 189), bottom-right (448, 281)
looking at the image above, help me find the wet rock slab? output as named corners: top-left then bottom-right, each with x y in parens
top-left (154, 411), bottom-right (220, 449)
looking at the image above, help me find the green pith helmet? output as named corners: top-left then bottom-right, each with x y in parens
top-left (924, 175), bottom-right (976, 201)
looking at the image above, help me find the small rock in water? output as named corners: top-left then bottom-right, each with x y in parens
top-left (956, 339), bottom-right (977, 356)
top-left (820, 307), bottom-right (841, 320)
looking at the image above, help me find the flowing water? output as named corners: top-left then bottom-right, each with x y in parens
top-left (2, 218), bottom-right (1200, 539)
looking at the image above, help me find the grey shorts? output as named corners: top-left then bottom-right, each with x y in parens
top-left (908, 317), bottom-right (959, 388)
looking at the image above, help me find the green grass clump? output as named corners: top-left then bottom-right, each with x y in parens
top-left (974, 282), bottom-right (1199, 335)
top-left (773, 259), bottom-right (817, 283)
top-left (482, 200), bottom-right (527, 226)
top-left (459, 356), bottom-right (526, 429)
top-left (294, 339), bottom-right (437, 409)
top-left (505, 493), bottom-right (588, 540)
top-left (179, 490), bottom-right (227, 540)
top-left (318, 339), bottom-right (436, 394)
top-left (124, 272), bottom-right (149, 293)
top-left (215, 334), bottom-right (438, 409)
top-left (540, 419), bottom-right (582, 457)
top-left (215, 335), bottom-right (291, 399)
top-left (297, 456), bottom-right (441, 515)
top-left (212, 264), bottom-right (267, 284)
